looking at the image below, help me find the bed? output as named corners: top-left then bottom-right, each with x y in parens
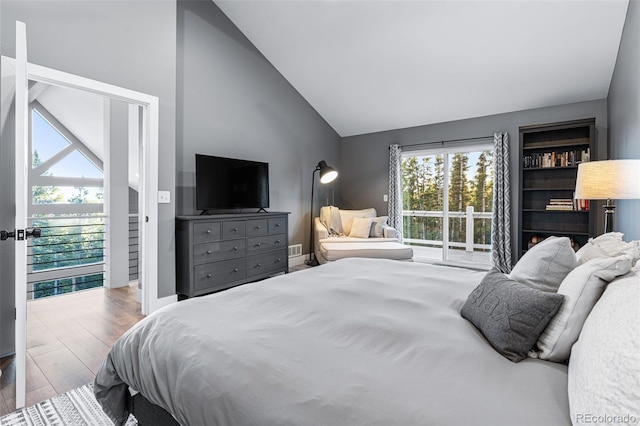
top-left (94, 257), bottom-right (585, 426)
top-left (97, 231), bottom-right (640, 426)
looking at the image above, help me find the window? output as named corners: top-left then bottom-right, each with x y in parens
top-left (28, 105), bottom-right (106, 299)
top-left (30, 107), bottom-right (104, 210)
top-left (401, 144), bottom-right (493, 267)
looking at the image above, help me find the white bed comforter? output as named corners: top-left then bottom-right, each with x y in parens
top-left (95, 258), bottom-right (570, 426)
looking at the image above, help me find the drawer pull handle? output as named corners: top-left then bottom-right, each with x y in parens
top-left (233, 227), bottom-right (238, 232)
top-left (206, 273), bottom-right (212, 278)
top-left (274, 223), bottom-right (280, 228)
top-left (206, 229), bottom-right (211, 234)
top-left (256, 243), bottom-right (262, 247)
top-left (233, 246), bottom-right (238, 250)
top-left (255, 226), bottom-right (261, 230)
top-left (206, 250), bottom-right (212, 254)
top-left (276, 258), bottom-right (281, 263)
top-left (275, 240), bottom-right (280, 244)
top-left (233, 268), bottom-right (238, 273)
top-left (256, 263), bottom-right (261, 268)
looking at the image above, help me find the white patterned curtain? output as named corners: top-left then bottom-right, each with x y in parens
top-left (491, 132), bottom-right (512, 272)
top-left (388, 144), bottom-right (403, 243)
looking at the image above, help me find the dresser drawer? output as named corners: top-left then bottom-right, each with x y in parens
top-left (246, 233), bottom-right (286, 253)
top-left (222, 221), bottom-right (245, 239)
top-left (246, 219), bottom-right (268, 237)
top-left (193, 239), bottom-right (246, 264)
top-left (194, 259), bottom-right (246, 293)
top-left (193, 222), bottom-right (221, 243)
top-left (268, 217), bottom-right (286, 234)
top-left (247, 250), bottom-right (287, 278)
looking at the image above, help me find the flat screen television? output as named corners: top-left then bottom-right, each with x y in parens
top-left (195, 154), bottom-right (269, 212)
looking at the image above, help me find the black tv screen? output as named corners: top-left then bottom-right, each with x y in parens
top-left (195, 154), bottom-right (269, 211)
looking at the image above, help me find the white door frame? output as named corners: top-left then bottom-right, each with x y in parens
top-left (22, 62), bottom-right (176, 315)
top-left (22, 62), bottom-right (169, 315)
top-left (14, 21), bottom-right (29, 410)
top-left (10, 19), bottom-right (176, 410)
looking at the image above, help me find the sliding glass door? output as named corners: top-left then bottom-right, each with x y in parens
top-left (401, 144), bottom-right (493, 267)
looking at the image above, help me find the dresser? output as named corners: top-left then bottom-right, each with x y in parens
top-left (176, 212), bottom-right (289, 298)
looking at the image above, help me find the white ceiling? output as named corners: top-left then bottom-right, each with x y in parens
top-left (215, 0), bottom-right (629, 137)
top-left (37, 85), bottom-right (140, 191)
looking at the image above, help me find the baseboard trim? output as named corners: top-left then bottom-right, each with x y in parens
top-left (289, 254), bottom-right (307, 268)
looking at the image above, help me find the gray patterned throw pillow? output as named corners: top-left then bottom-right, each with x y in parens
top-left (461, 269), bottom-right (565, 362)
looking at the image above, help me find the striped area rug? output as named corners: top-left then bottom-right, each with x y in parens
top-left (0, 383), bottom-right (137, 426)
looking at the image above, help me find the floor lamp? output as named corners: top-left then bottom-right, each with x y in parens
top-left (574, 159), bottom-right (640, 233)
top-left (306, 161), bottom-right (338, 266)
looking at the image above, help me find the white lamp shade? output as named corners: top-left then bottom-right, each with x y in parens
top-left (574, 159), bottom-right (640, 200)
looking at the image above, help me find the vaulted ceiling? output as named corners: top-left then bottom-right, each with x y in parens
top-left (215, 0), bottom-right (629, 137)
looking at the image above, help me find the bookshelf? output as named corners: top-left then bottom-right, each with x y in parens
top-left (518, 118), bottom-right (596, 258)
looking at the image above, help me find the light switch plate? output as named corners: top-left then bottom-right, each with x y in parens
top-left (383, 194), bottom-right (388, 202)
top-left (158, 191), bottom-right (171, 204)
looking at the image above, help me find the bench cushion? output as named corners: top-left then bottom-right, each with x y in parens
top-left (320, 237), bottom-right (398, 244)
top-left (320, 242), bottom-right (413, 262)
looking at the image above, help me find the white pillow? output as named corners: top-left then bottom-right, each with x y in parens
top-left (568, 271), bottom-right (640, 423)
top-left (536, 255), bottom-right (632, 362)
top-left (339, 208), bottom-right (377, 235)
top-left (509, 236), bottom-right (577, 292)
top-left (575, 242), bottom-right (609, 265)
top-left (369, 216), bottom-right (389, 238)
top-left (588, 232), bottom-right (633, 256)
top-left (348, 217), bottom-right (373, 238)
top-left (577, 236), bottom-right (640, 265)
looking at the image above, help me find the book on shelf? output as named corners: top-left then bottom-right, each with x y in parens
top-left (546, 197), bottom-right (576, 211)
top-left (575, 199), bottom-right (589, 211)
top-left (523, 148), bottom-right (590, 169)
top-left (546, 205), bottom-right (574, 210)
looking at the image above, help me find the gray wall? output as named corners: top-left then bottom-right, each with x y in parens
top-left (608, 0), bottom-right (640, 240)
top-left (1, 0), bottom-right (177, 355)
top-left (176, 0), bottom-right (341, 255)
top-left (340, 100), bottom-right (608, 264)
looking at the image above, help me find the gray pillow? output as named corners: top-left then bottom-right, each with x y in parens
top-left (369, 216), bottom-right (389, 238)
top-left (461, 269), bottom-right (564, 362)
top-left (509, 236), bottom-right (577, 292)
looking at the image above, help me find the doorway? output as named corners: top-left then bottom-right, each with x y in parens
top-left (400, 143), bottom-right (494, 268)
top-left (1, 22), bottom-right (166, 410)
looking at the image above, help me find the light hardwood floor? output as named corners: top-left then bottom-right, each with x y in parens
top-left (0, 285), bottom-right (142, 416)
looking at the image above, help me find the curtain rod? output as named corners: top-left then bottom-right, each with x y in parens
top-left (393, 135), bottom-right (494, 150)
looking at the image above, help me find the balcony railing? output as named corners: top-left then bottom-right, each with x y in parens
top-left (27, 215), bottom-right (106, 299)
top-left (402, 207), bottom-right (492, 252)
top-left (129, 214), bottom-right (139, 282)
